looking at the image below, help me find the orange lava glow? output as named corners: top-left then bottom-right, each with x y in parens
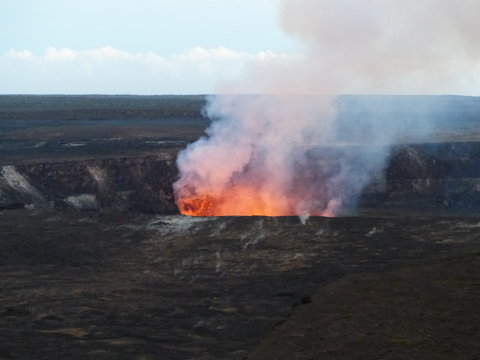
top-left (177, 185), bottom-right (335, 217)
top-left (177, 185), bottom-right (291, 216)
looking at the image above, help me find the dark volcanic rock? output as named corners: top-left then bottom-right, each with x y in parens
top-left (0, 94), bottom-right (207, 121)
top-left (2, 142), bottom-right (480, 214)
top-left (248, 250), bottom-right (480, 360)
top-left (1, 211), bottom-right (479, 359)
top-left (2, 94), bottom-right (480, 360)
top-left (387, 142), bottom-right (480, 180)
top-left (374, 142), bottom-right (480, 210)
top-left (0, 155), bottom-right (178, 213)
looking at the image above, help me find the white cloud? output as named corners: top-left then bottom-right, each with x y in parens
top-left (6, 49), bottom-right (34, 59)
top-left (176, 46), bottom-right (250, 62)
top-left (81, 46), bottom-right (133, 61)
top-left (1, 46), bottom-right (303, 94)
top-left (44, 47), bottom-right (78, 61)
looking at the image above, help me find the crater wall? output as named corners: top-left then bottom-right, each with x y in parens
top-left (1, 142), bottom-right (480, 213)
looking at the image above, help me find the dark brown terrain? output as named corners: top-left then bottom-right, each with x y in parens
top-left (1, 95), bottom-right (480, 359)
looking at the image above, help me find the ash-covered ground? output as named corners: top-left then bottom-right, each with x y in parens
top-left (1, 95), bottom-right (480, 359)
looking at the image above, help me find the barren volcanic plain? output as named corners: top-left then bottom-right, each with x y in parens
top-left (1, 95), bottom-right (480, 359)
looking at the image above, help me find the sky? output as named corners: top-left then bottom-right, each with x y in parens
top-left (0, 0), bottom-right (300, 94)
top-left (2, 0), bottom-right (479, 95)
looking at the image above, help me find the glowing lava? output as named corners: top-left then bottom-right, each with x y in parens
top-left (176, 185), bottom-right (335, 217)
top-left (176, 185), bottom-right (293, 216)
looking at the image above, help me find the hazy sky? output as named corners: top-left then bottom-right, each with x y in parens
top-left (0, 0), bottom-right (299, 94)
top-left (2, 0), bottom-right (479, 95)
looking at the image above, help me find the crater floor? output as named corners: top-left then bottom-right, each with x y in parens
top-left (1, 211), bottom-right (479, 359)
top-left (1, 95), bottom-right (480, 359)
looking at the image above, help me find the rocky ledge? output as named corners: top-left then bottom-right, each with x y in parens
top-left (2, 142), bottom-right (480, 214)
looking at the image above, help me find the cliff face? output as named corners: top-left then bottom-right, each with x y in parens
top-left (1, 142), bottom-right (480, 214)
top-left (380, 142), bottom-right (480, 210)
top-left (0, 155), bottom-right (178, 213)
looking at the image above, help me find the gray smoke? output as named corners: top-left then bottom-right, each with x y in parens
top-left (280, 0), bottom-right (480, 95)
top-left (174, 0), bottom-right (480, 217)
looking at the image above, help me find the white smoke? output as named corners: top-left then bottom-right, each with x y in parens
top-left (280, 0), bottom-right (480, 95)
top-left (174, 0), bottom-right (480, 217)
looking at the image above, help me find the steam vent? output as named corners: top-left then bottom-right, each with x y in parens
top-left (1, 95), bottom-right (480, 359)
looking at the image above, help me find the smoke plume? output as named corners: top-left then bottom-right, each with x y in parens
top-left (174, 0), bottom-right (480, 217)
